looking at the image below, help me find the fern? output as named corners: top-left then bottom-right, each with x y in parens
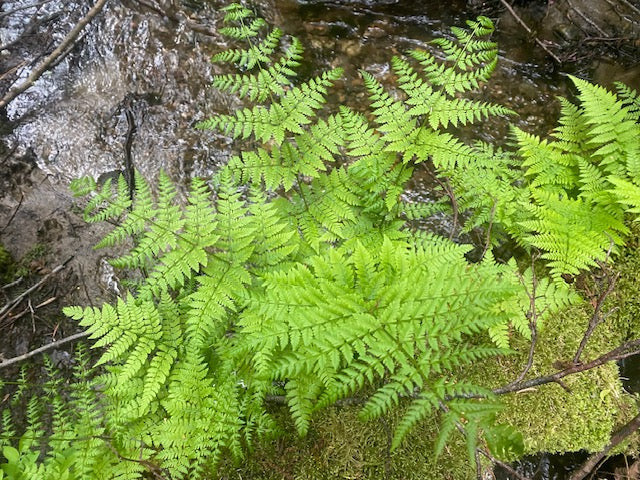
top-left (234, 238), bottom-right (518, 441)
top-left (38, 5), bottom-right (640, 477)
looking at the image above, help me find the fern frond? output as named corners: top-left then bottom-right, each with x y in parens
top-left (211, 37), bottom-right (303, 102)
top-left (228, 113), bottom-right (344, 190)
top-left (199, 69), bottom-right (343, 145)
top-left (219, 17), bottom-right (267, 39)
top-left (520, 193), bottom-right (628, 277)
top-left (212, 28), bottom-right (283, 69)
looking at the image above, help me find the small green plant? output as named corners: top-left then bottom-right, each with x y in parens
top-left (2, 3), bottom-right (639, 478)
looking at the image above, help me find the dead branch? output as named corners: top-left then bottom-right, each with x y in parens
top-left (1, 193), bottom-right (24, 232)
top-left (2, 276), bottom-right (23, 290)
top-left (0, 330), bottom-right (90, 370)
top-left (573, 271), bottom-right (619, 364)
top-left (0, 0), bottom-right (55, 20)
top-left (619, 0), bottom-right (640, 17)
top-left (499, 0), bottom-right (562, 64)
top-left (0, 256), bottom-right (73, 322)
top-left (511, 260), bottom-right (540, 385)
top-left (569, 412), bottom-right (640, 480)
top-left (565, 0), bottom-right (609, 37)
top-left (493, 338), bottom-right (640, 395)
top-left (0, 0), bottom-right (108, 110)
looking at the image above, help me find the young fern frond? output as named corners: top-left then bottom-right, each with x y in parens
top-left (199, 68), bottom-right (343, 145)
top-left (212, 28), bottom-right (283, 69)
top-left (219, 17), bottom-right (267, 39)
top-left (211, 37), bottom-right (303, 102)
top-left (227, 113), bottom-right (344, 191)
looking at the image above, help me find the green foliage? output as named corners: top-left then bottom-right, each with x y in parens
top-left (7, 3), bottom-right (640, 478)
top-left (438, 74), bottom-right (640, 278)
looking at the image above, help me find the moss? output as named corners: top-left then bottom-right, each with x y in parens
top-left (218, 405), bottom-right (477, 480)
top-left (465, 288), bottom-right (638, 456)
top-left (0, 242), bottom-right (15, 283)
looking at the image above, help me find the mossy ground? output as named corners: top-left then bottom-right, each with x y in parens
top-left (219, 232), bottom-right (640, 479)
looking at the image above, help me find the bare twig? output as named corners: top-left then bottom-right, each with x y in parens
top-left (493, 338), bottom-right (640, 395)
top-left (0, 60), bottom-right (29, 82)
top-left (0, 331), bottom-right (89, 370)
top-left (0, 0), bottom-right (54, 19)
top-left (478, 449), bottom-right (531, 480)
top-left (569, 412), bottom-right (640, 480)
top-left (511, 262), bottom-right (540, 385)
top-left (1, 193), bottom-right (24, 232)
top-left (2, 276), bottom-right (23, 290)
top-left (499, 0), bottom-right (562, 64)
top-left (427, 168), bottom-right (459, 240)
top-left (565, 0), bottom-right (608, 37)
top-left (619, 0), bottom-right (640, 17)
top-left (0, 256), bottom-right (73, 321)
top-left (0, 0), bottom-right (108, 110)
top-left (573, 271), bottom-right (619, 364)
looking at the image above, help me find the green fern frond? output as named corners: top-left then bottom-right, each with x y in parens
top-left (211, 37), bottom-right (303, 102)
top-left (521, 193), bottom-right (628, 277)
top-left (212, 28), bottom-right (283, 69)
top-left (237, 237), bottom-right (517, 441)
top-left (219, 17), bottom-right (267, 39)
top-left (228, 113), bottom-right (344, 190)
top-left (199, 69), bottom-right (343, 145)
top-left (220, 3), bottom-right (254, 23)
top-left (610, 177), bottom-right (640, 215)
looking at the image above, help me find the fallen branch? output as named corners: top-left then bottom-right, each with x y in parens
top-left (0, 256), bottom-right (73, 322)
top-left (569, 412), bottom-right (640, 480)
top-left (493, 338), bottom-right (640, 395)
top-left (565, 0), bottom-right (608, 37)
top-left (499, 0), bottom-right (562, 64)
top-left (0, 0), bottom-right (108, 110)
top-left (1, 193), bottom-right (23, 232)
top-left (619, 0), bottom-right (640, 17)
top-left (573, 271), bottom-right (619, 364)
top-left (0, 0), bottom-right (54, 20)
top-left (0, 330), bottom-right (90, 370)
top-left (2, 276), bottom-right (23, 290)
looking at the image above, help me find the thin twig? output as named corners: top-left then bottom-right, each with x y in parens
top-left (1, 193), bottom-right (24, 232)
top-left (511, 261), bottom-right (540, 385)
top-left (569, 412), bottom-right (640, 480)
top-left (619, 0), bottom-right (640, 17)
top-left (427, 169), bottom-right (459, 240)
top-left (478, 448), bottom-right (531, 480)
top-left (0, 331), bottom-right (90, 370)
top-left (499, 0), bottom-right (562, 64)
top-left (0, 256), bottom-right (73, 321)
top-left (2, 276), bottom-right (24, 290)
top-left (0, 0), bottom-right (54, 19)
top-left (565, 0), bottom-right (608, 37)
top-left (493, 338), bottom-right (640, 395)
top-left (0, 0), bottom-right (108, 109)
top-left (573, 271), bottom-right (619, 364)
